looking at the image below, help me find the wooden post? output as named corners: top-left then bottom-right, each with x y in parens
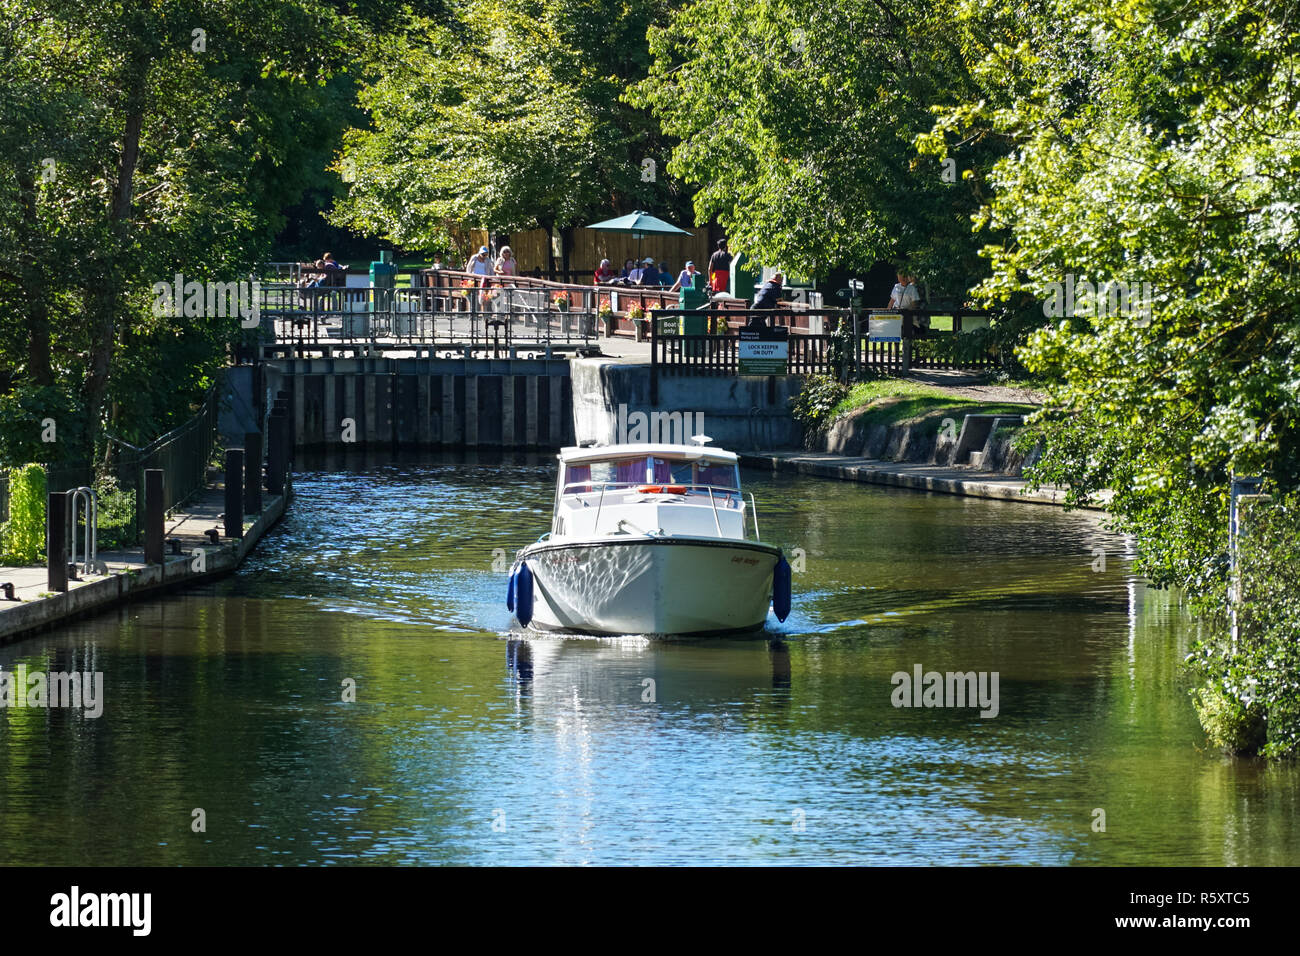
top-left (267, 408), bottom-right (285, 495)
top-left (901, 311), bottom-right (913, 372)
top-left (144, 469), bottom-right (165, 564)
top-left (47, 490), bottom-right (67, 592)
top-left (650, 308), bottom-right (659, 406)
top-left (244, 431), bottom-right (262, 514)
top-left (224, 448), bottom-right (244, 539)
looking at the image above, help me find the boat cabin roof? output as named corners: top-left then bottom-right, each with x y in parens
top-left (557, 444), bottom-right (739, 466)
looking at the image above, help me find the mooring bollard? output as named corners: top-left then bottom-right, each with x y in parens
top-left (47, 490), bottom-right (68, 592)
top-left (144, 468), bottom-right (165, 565)
top-left (225, 448), bottom-right (244, 539)
top-left (244, 431), bottom-right (263, 514)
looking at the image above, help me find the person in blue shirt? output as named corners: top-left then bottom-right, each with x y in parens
top-left (753, 272), bottom-right (784, 309)
top-left (670, 261), bottom-right (700, 292)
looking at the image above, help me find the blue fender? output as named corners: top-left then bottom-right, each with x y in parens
top-left (515, 561), bottom-right (534, 626)
top-left (772, 553), bottom-right (792, 623)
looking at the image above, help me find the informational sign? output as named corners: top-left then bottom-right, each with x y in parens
top-left (869, 312), bottom-right (903, 342)
top-left (738, 326), bottom-right (789, 375)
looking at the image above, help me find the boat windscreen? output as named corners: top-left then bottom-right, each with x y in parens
top-left (562, 457), bottom-right (738, 493)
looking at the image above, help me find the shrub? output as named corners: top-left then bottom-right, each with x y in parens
top-left (1, 463), bottom-right (47, 564)
top-left (790, 375), bottom-right (849, 440)
top-left (1187, 493), bottom-right (1300, 758)
top-left (94, 474), bottom-right (138, 551)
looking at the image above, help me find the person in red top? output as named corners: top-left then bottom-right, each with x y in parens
top-left (593, 259), bottom-right (617, 284)
top-left (708, 239), bottom-right (732, 293)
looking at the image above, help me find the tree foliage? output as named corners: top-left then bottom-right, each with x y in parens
top-left (631, 0), bottom-right (1002, 292)
top-left (0, 0), bottom-right (362, 458)
top-left (926, 0), bottom-right (1300, 598)
top-left (329, 0), bottom-right (684, 256)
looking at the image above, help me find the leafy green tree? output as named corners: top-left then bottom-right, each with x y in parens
top-left (927, 0), bottom-right (1300, 597)
top-left (0, 0), bottom-right (363, 458)
top-left (631, 0), bottom-right (1000, 291)
top-left (329, 0), bottom-right (682, 260)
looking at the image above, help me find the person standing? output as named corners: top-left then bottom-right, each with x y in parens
top-left (708, 239), bottom-right (732, 294)
top-left (494, 245), bottom-right (518, 281)
top-left (466, 245), bottom-right (494, 287)
top-left (896, 272), bottom-right (924, 333)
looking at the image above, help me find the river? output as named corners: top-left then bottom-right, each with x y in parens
top-left (1, 451), bottom-right (1296, 865)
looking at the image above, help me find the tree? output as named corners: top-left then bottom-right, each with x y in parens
top-left (630, 0), bottom-right (1002, 291)
top-left (329, 0), bottom-right (684, 259)
top-left (926, 0), bottom-right (1300, 597)
top-left (0, 0), bottom-right (363, 458)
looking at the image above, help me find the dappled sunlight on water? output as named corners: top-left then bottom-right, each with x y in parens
top-left (1, 451), bottom-right (1296, 865)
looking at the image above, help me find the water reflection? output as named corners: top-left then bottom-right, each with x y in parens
top-left (0, 451), bottom-right (1296, 865)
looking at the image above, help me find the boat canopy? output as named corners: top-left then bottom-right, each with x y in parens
top-left (558, 444), bottom-right (739, 466)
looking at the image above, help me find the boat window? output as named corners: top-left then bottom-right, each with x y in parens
top-left (567, 464), bottom-right (592, 492)
top-left (697, 462), bottom-right (739, 490)
top-left (563, 457), bottom-right (649, 493)
top-left (616, 459), bottom-right (646, 485)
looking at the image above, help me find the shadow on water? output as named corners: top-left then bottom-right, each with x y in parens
top-left (1, 449), bottom-right (1297, 865)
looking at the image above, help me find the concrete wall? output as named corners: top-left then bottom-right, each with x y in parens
top-left (570, 359), bottom-right (803, 450)
top-left (264, 356), bottom-right (574, 450)
top-left (819, 406), bottom-right (1040, 476)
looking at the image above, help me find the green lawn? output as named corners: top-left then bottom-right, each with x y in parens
top-left (829, 381), bottom-right (1037, 433)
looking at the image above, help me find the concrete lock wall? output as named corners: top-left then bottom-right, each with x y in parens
top-left (570, 359), bottom-right (803, 450)
top-left (261, 357), bottom-right (575, 449)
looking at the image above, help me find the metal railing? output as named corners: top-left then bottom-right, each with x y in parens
top-left (0, 385), bottom-right (218, 551)
top-left (650, 307), bottom-right (999, 387)
top-left (254, 272), bottom-right (607, 357)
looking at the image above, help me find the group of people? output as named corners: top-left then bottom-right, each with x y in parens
top-left (594, 239), bottom-right (736, 294)
top-left (430, 245), bottom-right (518, 287)
top-left (595, 257), bottom-right (676, 288)
top-left (594, 257), bottom-right (705, 293)
top-left (297, 252), bottom-right (345, 290)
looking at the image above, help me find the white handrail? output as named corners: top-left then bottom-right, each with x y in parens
top-left (748, 492), bottom-right (760, 540)
top-left (706, 486), bottom-right (723, 536)
top-left (594, 482), bottom-right (609, 534)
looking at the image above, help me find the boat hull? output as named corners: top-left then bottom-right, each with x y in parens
top-left (518, 537), bottom-right (780, 636)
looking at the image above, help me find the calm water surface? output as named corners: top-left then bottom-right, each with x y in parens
top-left (1, 451), bottom-right (1296, 865)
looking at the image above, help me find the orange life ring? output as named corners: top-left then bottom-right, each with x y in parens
top-left (636, 484), bottom-right (687, 494)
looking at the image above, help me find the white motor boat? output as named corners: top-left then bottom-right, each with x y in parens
top-left (506, 440), bottom-right (791, 636)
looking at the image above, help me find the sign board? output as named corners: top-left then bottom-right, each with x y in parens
top-left (869, 312), bottom-right (903, 342)
top-left (738, 326), bottom-right (789, 375)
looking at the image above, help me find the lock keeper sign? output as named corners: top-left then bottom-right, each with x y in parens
top-left (738, 326), bottom-right (789, 375)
